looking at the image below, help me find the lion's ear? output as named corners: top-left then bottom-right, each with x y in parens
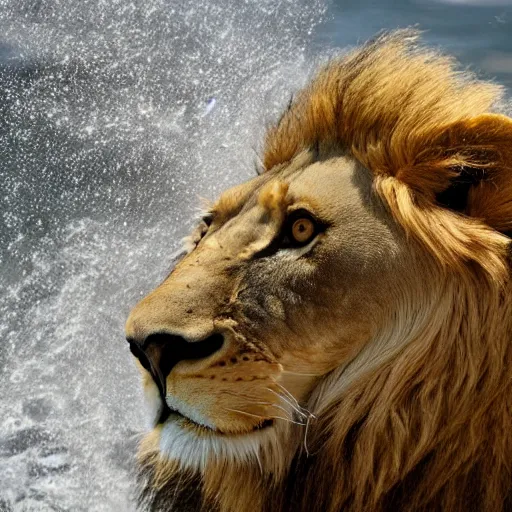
top-left (410, 113), bottom-right (512, 236)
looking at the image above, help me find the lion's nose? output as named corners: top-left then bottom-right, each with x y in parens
top-left (127, 333), bottom-right (224, 397)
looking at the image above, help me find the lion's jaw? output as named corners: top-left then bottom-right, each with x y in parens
top-left (139, 377), bottom-right (297, 475)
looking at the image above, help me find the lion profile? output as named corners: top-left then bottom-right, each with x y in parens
top-left (125, 30), bottom-right (512, 511)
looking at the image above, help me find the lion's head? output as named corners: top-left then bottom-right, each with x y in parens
top-left (126, 30), bottom-right (512, 512)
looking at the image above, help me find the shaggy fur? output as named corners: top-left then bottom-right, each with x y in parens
top-left (128, 30), bottom-right (512, 511)
top-left (261, 31), bottom-right (512, 511)
top-left (264, 30), bottom-right (512, 277)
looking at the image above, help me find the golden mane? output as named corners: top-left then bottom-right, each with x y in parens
top-left (264, 30), bottom-right (512, 279)
top-left (259, 30), bottom-right (512, 512)
top-left (134, 30), bottom-right (512, 512)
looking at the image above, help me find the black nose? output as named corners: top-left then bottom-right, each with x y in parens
top-left (127, 333), bottom-right (224, 398)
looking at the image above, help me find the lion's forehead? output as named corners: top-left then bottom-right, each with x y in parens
top-left (213, 153), bottom-right (373, 227)
top-left (206, 154), bottom-right (397, 270)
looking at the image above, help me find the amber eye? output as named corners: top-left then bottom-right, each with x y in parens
top-left (291, 217), bottom-right (316, 244)
top-left (253, 209), bottom-right (323, 258)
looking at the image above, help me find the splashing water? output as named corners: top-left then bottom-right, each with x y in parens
top-left (0, 0), bottom-right (325, 509)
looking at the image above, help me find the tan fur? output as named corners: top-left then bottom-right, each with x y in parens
top-left (127, 30), bottom-right (512, 511)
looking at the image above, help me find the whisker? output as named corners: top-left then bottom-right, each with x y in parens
top-left (270, 382), bottom-right (316, 419)
top-left (271, 381), bottom-right (305, 408)
top-left (269, 416), bottom-right (307, 426)
top-left (223, 407), bottom-right (307, 427)
top-left (265, 388), bottom-right (309, 419)
top-left (223, 408), bottom-right (267, 420)
top-left (252, 400), bottom-right (302, 421)
top-left (303, 412), bottom-right (313, 457)
top-left (281, 370), bottom-right (322, 377)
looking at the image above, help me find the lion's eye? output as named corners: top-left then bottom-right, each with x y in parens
top-left (284, 211), bottom-right (321, 248)
top-left (291, 218), bottom-right (315, 244)
top-left (253, 209), bottom-right (322, 258)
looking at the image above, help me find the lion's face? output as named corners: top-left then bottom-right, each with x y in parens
top-left (125, 150), bottom-right (420, 471)
top-left (125, 30), bottom-right (512, 512)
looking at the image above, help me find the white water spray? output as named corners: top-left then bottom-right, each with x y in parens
top-left (0, 1), bottom-right (325, 509)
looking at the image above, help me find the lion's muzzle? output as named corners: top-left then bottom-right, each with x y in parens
top-left (127, 332), bottom-right (225, 398)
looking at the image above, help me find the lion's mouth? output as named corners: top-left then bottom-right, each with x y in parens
top-left (157, 399), bottom-right (273, 435)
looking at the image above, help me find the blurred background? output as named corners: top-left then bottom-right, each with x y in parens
top-left (0, 0), bottom-right (510, 510)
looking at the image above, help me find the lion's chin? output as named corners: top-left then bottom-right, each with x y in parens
top-left (142, 387), bottom-right (286, 473)
top-left (142, 392), bottom-right (276, 471)
top-left (157, 413), bottom-right (278, 473)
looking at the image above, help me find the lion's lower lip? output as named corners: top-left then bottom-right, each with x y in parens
top-left (157, 400), bottom-right (273, 434)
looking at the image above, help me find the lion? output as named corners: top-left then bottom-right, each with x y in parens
top-left (125, 30), bottom-right (512, 512)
